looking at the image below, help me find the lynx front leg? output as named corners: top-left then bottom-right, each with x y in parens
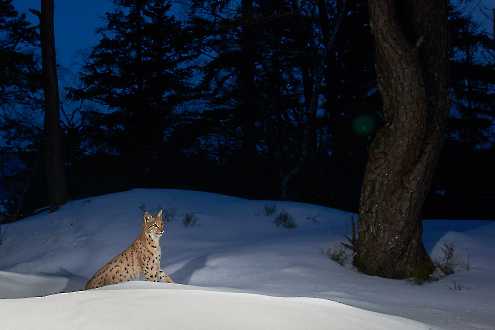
top-left (143, 267), bottom-right (160, 282)
top-left (159, 270), bottom-right (174, 283)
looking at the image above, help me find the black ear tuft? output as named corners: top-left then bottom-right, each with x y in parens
top-left (144, 211), bottom-right (151, 222)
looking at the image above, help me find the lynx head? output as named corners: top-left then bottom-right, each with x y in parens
top-left (143, 209), bottom-right (165, 238)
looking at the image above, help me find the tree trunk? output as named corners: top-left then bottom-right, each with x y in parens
top-left (40, 0), bottom-right (68, 209)
top-left (278, 1), bottom-right (322, 199)
top-left (317, 0), bottom-right (337, 128)
top-left (355, 0), bottom-right (449, 279)
top-left (239, 0), bottom-right (258, 194)
top-left (239, 0), bottom-right (257, 151)
top-left (266, 1), bottom-right (286, 197)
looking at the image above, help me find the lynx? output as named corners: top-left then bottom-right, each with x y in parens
top-left (85, 209), bottom-right (174, 290)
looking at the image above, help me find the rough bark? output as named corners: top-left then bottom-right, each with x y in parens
top-left (40, 0), bottom-right (68, 209)
top-left (355, 0), bottom-right (449, 278)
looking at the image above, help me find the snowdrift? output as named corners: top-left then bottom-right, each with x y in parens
top-left (0, 284), bottom-right (432, 330)
top-left (0, 189), bottom-right (494, 329)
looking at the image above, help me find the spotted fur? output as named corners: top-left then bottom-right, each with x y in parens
top-left (85, 209), bottom-right (173, 290)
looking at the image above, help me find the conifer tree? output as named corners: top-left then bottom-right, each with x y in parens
top-left (0, 0), bottom-right (39, 110)
top-left (76, 0), bottom-right (193, 182)
top-left (0, 0), bottom-right (41, 217)
top-left (449, 6), bottom-right (495, 148)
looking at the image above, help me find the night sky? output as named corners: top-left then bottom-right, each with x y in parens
top-left (12, 0), bottom-right (492, 70)
top-left (14, 0), bottom-right (113, 69)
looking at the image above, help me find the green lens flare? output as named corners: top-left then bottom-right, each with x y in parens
top-left (352, 115), bottom-right (376, 136)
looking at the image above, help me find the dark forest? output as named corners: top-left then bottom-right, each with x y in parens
top-left (1, 0), bottom-right (494, 222)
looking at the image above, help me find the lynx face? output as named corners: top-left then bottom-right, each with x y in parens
top-left (144, 209), bottom-right (165, 238)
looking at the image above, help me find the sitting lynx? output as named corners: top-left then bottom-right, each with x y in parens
top-left (85, 209), bottom-right (174, 290)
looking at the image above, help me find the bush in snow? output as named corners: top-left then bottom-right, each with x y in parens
top-left (449, 281), bottom-right (466, 291)
top-left (274, 210), bottom-right (297, 229)
top-left (410, 242), bottom-right (466, 284)
top-left (439, 242), bottom-right (456, 274)
top-left (182, 212), bottom-right (198, 227)
top-left (325, 246), bottom-right (348, 266)
top-left (465, 254), bottom-right (471, 271)
top-left (306, 215), bottom-right (320, 223)
top-left (0, 198), bottom-right (18, 245)
top-left (263, 204), bottom-right (277, 216)
top-left (410, 265), bottom-right (436, 285)
top-left (435, 242), bottom-right (457, 276)
top-left (341, 218), bottom-right (359, 257)
top-left (164, 207), bottom-right (177, 222)
top-left (449, 280), bottom-right (464, 291)
top-left (434, 242), bottom-right (471, 277)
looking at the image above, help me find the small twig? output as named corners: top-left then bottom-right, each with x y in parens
top-left (415, 35), bottom-right (424, 48)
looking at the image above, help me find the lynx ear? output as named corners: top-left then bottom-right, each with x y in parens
top-left (143, 211), bottom-right (152, 223)
top-left (157, 209), bottom-right (163, 219)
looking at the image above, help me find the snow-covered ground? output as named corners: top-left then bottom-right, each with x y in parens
top-left (0, 189), bottom-right (493, 330)
top-left (0, 285), bottom-right (432, 330)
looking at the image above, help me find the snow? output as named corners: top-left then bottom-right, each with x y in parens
top-left (0, 286), bottom-right (431, 330)
top-left (0, 189), bottom-right (494, 330)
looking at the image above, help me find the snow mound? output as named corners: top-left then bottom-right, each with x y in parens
top-left (0, 271), bottom-right (68, 298)
top-left (0, 283), bottom-right (431, 330)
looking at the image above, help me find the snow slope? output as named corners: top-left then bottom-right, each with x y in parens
top-left (0, 189), bottom-right (493, 329)
top-left (0, 285), bottom-right (431, 330)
